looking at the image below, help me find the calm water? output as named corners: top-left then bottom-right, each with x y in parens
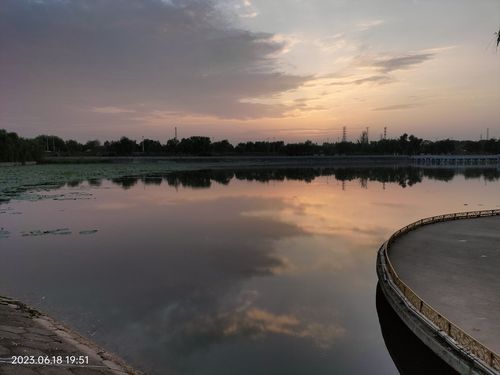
top-left (1, 167), bottom-right (499, 374)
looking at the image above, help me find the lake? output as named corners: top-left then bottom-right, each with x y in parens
top-left (1, 166), bottom-right (499, 374)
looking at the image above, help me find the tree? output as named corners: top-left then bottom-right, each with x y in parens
top-left (0, 129), bottom-right (43, 162)
top-left (164, 138), bottom-right (180, 154)
top-left (141, 139), bottom-right (162, 154)
top-left (211, 140), bottom-right (234, 154)
top-left (84, 140), bottom-right (101, 153)
top-left (65, 140), bottom-right (82, 155)
top-left (106, 137), bottom-right (138, 155)
top-left (177, 136), bottom-right (211, 155)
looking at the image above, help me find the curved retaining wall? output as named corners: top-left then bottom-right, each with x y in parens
top-left (377, 209), bottom-right (500, 375)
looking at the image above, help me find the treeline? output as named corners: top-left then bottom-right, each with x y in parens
top-left (1, 129), bottom-right (499, 162)
top-left (0, 130), bottom-right (45, 163)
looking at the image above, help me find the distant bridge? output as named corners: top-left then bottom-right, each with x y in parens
top-left (411, 154), bottom-right (500, 167)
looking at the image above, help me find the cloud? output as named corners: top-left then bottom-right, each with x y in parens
top-left (0, 0), bottom-right (309, 134)
top-left (308, 47), bottom-right (437, 94)
top-left (328, 75), bottom-right (393, 86)
top-left (352, 75), bottom-right (394, 85)
top-left (91, 106), bottom-right (136, 115)
top-left (238, 0), bottom-right (259, 18)
top-left (269, 33), bottom-right (303, 55)
top-left (314, 33), bottom-right (347, 53)
top-left (372, 103), bottom-right (419, 111)
top-left (371, 53), bottom-right (435, 73)
top-left (355, 19), bottom-right (384, 32)
top-left (318, 51), bottom-right (434, 91)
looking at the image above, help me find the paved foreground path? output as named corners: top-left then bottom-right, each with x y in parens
top-left (389, 215), bottom-right (500, 354)
top-left (0, 296), bottom-right (141, 375)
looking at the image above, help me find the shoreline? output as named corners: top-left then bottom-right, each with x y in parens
top-left (41, 155), bottom-right (410, 165)
top-left (2, 154), bottom-right (496, 169)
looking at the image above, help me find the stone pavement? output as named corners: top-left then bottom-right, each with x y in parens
top-left (0, 296), bottom-right (142, 375)
top-left (389, 215), bottom-right (500, 354)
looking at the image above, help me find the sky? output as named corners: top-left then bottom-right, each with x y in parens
top-left (1, 0), bottom-right (499, 143)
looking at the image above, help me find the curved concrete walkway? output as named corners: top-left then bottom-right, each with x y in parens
top-left (0, 296), bottom-right (141, 375)
top-left (389, 215), bottom-right (500, 354)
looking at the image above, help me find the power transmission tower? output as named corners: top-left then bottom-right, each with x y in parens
top-left (342, 126), bottom-right (347, 142)
top-left (384, 126), bottom-right (387, 140)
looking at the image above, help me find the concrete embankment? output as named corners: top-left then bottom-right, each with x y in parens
top-left (0, 296), bottom-right (141, 375)
top-left (42, 155), bottom-right (410, 166)
top-left (377, 210), bottom-right (500, 375)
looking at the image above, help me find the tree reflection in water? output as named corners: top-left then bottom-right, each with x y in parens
top-left (105, 167), bottom-right (500, 190)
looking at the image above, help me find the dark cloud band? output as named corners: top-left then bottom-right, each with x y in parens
top-left (0, 0), bottom-right (309, 134)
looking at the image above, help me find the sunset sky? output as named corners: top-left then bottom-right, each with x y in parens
top-left (1, 0), bottom-right (499, 143)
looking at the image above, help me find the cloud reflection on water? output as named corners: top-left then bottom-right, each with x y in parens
top-left (1, 188), bottom-right (352, 373)
top-left (1, 167), bottom-right (499, 374)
